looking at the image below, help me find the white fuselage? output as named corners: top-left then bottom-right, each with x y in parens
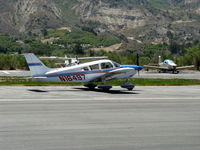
top-left (159, 60), bottom-right (177, 70)
top-left (32, 60), bottom-right (137, 83)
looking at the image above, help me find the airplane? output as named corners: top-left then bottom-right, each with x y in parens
top-left (144, 56), bottom-right (194, 74)
top-left (40, 56), bottom-right (108, 67)
top-left (23, 53), bottom-right (143, 91)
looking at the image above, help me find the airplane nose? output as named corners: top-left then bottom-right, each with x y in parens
top-left (171, 63), bottom-right (177, 67)
top-left (135, 65), bottom-right (143, 71)
top-left (119, 65), bottom-right (143, 71)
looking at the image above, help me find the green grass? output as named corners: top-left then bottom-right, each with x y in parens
top-left (110, 79), bottom-right (200, 86)
top-left (148, 0), bottom-right (171, 10)
top-left (0, 77), bottom-right (200, 86)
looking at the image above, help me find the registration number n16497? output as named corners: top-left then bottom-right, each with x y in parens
top-left (59, 74), bottom-right (85, 82)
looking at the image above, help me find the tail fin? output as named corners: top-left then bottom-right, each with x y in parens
top-left (23, 53), bottom-right (50, 76)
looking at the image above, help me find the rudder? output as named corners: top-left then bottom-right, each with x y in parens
top-left (23, 53), bottom-right (50, 76)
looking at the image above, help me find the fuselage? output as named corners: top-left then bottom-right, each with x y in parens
top-left (32, 59), bottom-right (142, 83)
top-left (159, 59), bottom-right (177, 71)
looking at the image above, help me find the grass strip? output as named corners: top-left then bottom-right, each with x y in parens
top-left (0, 78), bottom-right (200, 86)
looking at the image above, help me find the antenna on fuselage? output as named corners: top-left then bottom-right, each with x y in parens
top-left (158, 56), bottom-right (162, 64)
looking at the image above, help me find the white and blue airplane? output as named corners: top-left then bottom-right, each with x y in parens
top-left (144, 56), bottom-right (194, 74)
top-left (23, 53), bottom-right (142, 91)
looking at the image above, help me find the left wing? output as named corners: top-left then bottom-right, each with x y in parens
top-left (90, 68), bottom-right (134, 82)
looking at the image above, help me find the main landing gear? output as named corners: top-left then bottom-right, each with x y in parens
top-left (172, 70), bottom-right (179, 74)
top-left (98, 84), bottom-right (112, 91)
top-left (84, 83), bottom-right (112, 91)
top-left (84, 83), bottom-right (97, 90)
top-left (84, 81), bottom-right (135, 91)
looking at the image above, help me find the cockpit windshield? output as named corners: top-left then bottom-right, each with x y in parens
top-left (163, 59), bottom-right (174, 64)
top-left (112, 61), bottom-right (120, 67)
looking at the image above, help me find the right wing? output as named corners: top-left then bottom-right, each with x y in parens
top-left (176, 65), bottom-right (195, 70)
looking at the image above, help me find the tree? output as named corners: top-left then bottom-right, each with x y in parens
top-left (74, 43), bottom-right (84, 55)
top-left (41, 28), bottom-right (48, 37)
top-left (187, 46), bottom-right (200, 70)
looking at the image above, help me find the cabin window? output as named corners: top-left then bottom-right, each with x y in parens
top-left (81, 67), bottom-right (89, 71)
top-left (89, 64), bottom-right (99, 70)
top-left (101, 62), bottom-right (113, 69)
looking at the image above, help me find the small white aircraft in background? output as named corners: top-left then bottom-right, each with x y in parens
top-left (40, 56), bottom-right (108, 67)
top-left (23, 53), bottom-right (142, 91)
top-left (144, 56), bottom-right (194, 74)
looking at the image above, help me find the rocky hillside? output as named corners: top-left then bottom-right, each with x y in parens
top-left (0, 0), bottom-right (200, 44)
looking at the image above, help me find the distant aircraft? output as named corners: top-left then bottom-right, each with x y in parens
top-left (144, 56), bottom-right (194, 74)
top-left (40, 56), bottom-right (108, 67)
top-left (23, 53), bottom-right (142, 91)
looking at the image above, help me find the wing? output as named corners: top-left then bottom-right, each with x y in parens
top-left (89, 68), bottom-right (134, 82)
top-left (176, 65), bottom-right (195, 70)
top-left (144, 65), bottom-right (167, 70)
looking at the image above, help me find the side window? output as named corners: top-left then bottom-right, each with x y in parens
top-left (89, 64), bottom-right (99, 70)
top-left (101, 62), bottom-right (113, 69)
top-left (81, 67), bottom-right (89, 71)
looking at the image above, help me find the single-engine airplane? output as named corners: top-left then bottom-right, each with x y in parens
top-left (23, 53), bottom-right (142, 91)
top-left (40, 55), bottom-right (108, 67)
top-left (144, 56), bottom-right (194, 74)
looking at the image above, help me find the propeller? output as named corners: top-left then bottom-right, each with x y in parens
top-left (136, 53), bottom-right (140, 76)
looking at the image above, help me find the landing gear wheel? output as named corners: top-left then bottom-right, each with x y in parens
top-left (127, 87), bottom-right (134, 91)
top-left (121, 83), bottom-right (135, 91)
top-left (98, 85), bottom-right (112, 91)
top-left (175, 70), bottom-right (179, 74)
top-left (84, 83), bottom-right (97, 90)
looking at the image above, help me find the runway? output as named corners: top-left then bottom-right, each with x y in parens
top-left (0, 86), bottom-right (200, 150)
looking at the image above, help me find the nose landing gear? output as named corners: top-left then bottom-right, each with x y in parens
top-left (121, 82), bottom-right (135, 91)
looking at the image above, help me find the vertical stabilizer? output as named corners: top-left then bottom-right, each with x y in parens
top-left (23, 53), bottom-right (50, 76)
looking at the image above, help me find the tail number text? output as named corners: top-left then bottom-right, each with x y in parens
top-left (59, 74), bottom-right (85, 82)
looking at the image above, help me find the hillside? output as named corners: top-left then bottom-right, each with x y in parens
top-left (0, 0), bottom-right (200, 45)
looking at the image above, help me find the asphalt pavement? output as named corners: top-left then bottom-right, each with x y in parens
top-left (0, 86), bottom-right (200, 150)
